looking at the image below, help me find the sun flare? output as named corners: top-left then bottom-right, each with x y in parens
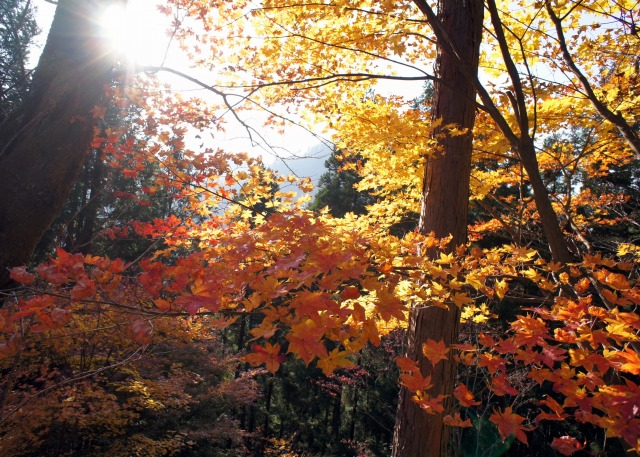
top-left (100, 2), bottom-right (169, 65)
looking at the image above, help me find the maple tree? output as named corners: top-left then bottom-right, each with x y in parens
top-left (1, 0), bottom-right (640, 455)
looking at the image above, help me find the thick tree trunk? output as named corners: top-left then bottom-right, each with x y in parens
top-left (0, 0), bottom-right (118, 287)
top-left (392, 1), bottom-right (483, 456)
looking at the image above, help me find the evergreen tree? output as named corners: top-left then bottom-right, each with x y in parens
top-left (309, 149), bottom-right (375, 217)
top-left (0, 0), bottom-right (39, 122)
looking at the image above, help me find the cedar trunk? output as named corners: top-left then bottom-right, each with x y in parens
top-left (0, 0), bottom-right (118, 287)
top-left (392, 0), bottom-right (483, 456)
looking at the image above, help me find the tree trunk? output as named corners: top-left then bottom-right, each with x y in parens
top-left (518, 140), bottom-right (573, 262)
top-left (0, 0), bottom-right (118, 287)
top-left (349, 387), bottom-right (359, 441)
top-left (331, 386), bottom-right (342, 437)
top-left (393, 1), bottom-right (483, 456)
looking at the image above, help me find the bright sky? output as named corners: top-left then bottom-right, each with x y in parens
top-left (31, 0), bottom-right (422, 183)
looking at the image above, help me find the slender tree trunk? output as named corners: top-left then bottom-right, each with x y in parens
top-left (0, 0), bottom-right (118, 287)
top-left (349, 387), bottom-right (358, 441)
top-left (331, 386), bottom-right (342, 437)
top-left (76, 153), bottom-right (105, 253)
top-left (518, 140), bottom-right (573, 262)
top-left (263, 378), bottom-right (273, 437)
top-left (393, 1), bottom-right (483, 456)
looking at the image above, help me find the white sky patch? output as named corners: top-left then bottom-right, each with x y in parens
top-left (100, 1), bottom-right (175, 67)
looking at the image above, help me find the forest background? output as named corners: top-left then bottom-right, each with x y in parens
top-left (0, 0), bottom-right (639, 456)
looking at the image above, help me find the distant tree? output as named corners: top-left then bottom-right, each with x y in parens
top-left (0, 0), bottom-right (39, 122)
top-left (309, 149), bottom-right (376, 218)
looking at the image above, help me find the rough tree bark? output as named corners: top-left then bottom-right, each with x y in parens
top-left (0, 0), bottom-right (118, 287)
top-left (392, 1), bottom-right (483, 456)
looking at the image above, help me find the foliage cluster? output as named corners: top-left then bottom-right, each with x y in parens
top-left (1, 0), bottom-right (640, 455)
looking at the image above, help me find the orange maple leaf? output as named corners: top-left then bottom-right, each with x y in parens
top-left (70, 278), bottom-right (97, 300)
top-left (422, 339), bottom-right (450, 366)
top-left (412, 392), bottom-right (446, 414)
top-left (244, 342), bottom-right (286, 373)
top-left (396, 356), bottom-right (419, 372)
top-left (316, 348), bottom-right (355, 375)
top-left (618, 347), bottom-right (640, 375)
top-left (175, 293), bottom-right (219, 315)
top-left (489, 406), bottom-right (532, 444)
top-left (287, 319), bottom-right (327, 365)
top-left (374, 289), bottom-right (406, 321)
top-left (400, 371), bottom-right (433, 392)
top-left (443, 412), bottom-right (473, 428)
top-left (478, 353), bottom-right (507, 374)
top-left (454, 383), bottom-right (481, 407)
top-left (535, 396), bottom-right (568, 422)
top-left (294, 290), bottom-right (339, 317)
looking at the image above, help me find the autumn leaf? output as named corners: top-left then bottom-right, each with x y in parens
top-left (340, 286), bottom-right (361, 300)
top-left (535, 396), bottom-right (568, 422)
top-left (539, 343), bottom-right (567, 368)
top-left (451, 292), bottom-right (473, 308)
top-left (488, 372), bottom-right (519, 396)
top-left (412, 392), bottom-right (446, 414)
top-left (454, 383), bottom-right (481, 407)
top-left (422, 339), bottom-right (450, 366)
top-left (316, 348), bottom-right (355, 375)
top-left (244, 342), bottom-right (285, 373)
top-left (287, 319), bottom-right (327, 365)
top-left (9, 266), bottom-right (35, 285)
top-left (153, 298), bottom-right (171, 312)
top-left (175, 292), bottom-right (219, 315)
top-left (51, 307), bottom-right (71, 328)
top-left (256, 275), bottom-right (289, 299)
top-left (594, 269), bottom-right (630, 290)
top-left (550, 436), bottom-right (584, 456)
top-left (294, 290), bottom-right (339, 317)
top-left (443, 412), bottom-right (473, 428)
top-left (399, 370), bottom-right (433, 392)
top-left (90, 104), bottom-right (107, 119)
top-left (489, 406), bottom-right (532, 444)
top-left (396, 356), bottom-right (419, 373)
top-left (494, 278), bottom-right (509, 299)
top-left (374, 289), bottom-right (406, 322)
top-left (0, 333), bottom-right (22, 359)
top-left (603, 347), bottom-right (640, 375)
top-left (249, 320), bottom-right (278, 340)
top-left (70, 278), bottom-right (97, 300)
top-left (478, 353), bottom-right (507, 374)
top-left (130, 319), bottom-right (153, 345)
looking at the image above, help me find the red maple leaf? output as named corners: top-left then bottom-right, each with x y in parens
top-left (489, 406), bottom-right (533, 444)
top-left (550, 436), bottom-right (584, 456)
top-left (9, 266), bottom-right (35, 285)
top-left (488, 372), bottom-right (519, 396)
